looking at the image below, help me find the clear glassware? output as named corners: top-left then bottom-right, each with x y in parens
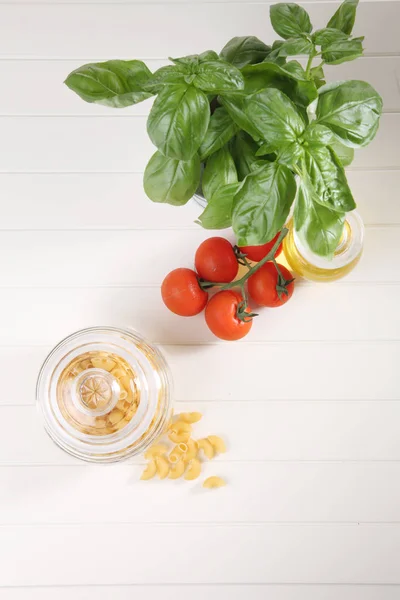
top-left (283, 210), bottom-right (364, 282)
top-left (36, 326), bottom-right (173, 463)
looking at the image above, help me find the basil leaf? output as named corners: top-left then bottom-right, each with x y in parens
top-left (197, 182), bottom-right (241, 230)
top-left (220, 36), bottom-right (272, 68)
top-left (144, 151), bottom-right (200, 205)
top-left (322, 37), bottom-right (364, 65)
top-left (270, 3), bottom-right (312, 39)
top-left (255, 142), bottom-right (276, 156)
top-left (246, 88), bottom-right (305, 147)
top-left (193, 61), bottom-right (245, 93)
top-left (198, 50), bottom-right (220, 63)
top-left (304, 144), bottom-right (356, 212)
top-left (219, 93), bottom-right (263, 141)
top-left (64, 60), bottom-right (153, 107)
top-left (294, 177), bottom-right (345, 259)
top-left (230, 132), bottom-right (261, 180)
top-left (329, 139), bottom-right (354, 166)
top-left (199, 107), bottom-right (239, 161)
top-left (202, 146), bottom-right (238, 201)
top-left (312, 28), bottom-right (348, 46)
top-left (304, 123), bottom-right (335, 145)
top-left (327, 0), bottom-right (359, 35)
top-left (316, 80), bottom-right (383, 147)
top-left (242, 61), bottom-right (317, 110)
top-left (142, 65), bottom-right (187, 93)
top-left (278, 141), bottom-right (304, 167)
top-left (233, 161), bottom-right (297, 245)
top-left (277, 37), bottom-right (314, 56)
top-left (310, 64), bottom-right (326, 89)
top-left (147, 84), bottom-right (210, 160)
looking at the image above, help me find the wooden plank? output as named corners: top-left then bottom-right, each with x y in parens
top-left (0, 523), bottom-right (399, 585)
top-left (0, 170), bottom-right (398, 229)
top-left (1, 56), bottom-right (398, 116)
top-left (2, 463), bottom-right (400, 524)
top-left (0, 283), bottom-right (398, 345)
top-left (0, 114), bottom-right (398, 172)
top-left (0, 228), bottom-right (397, 286)
top-left (0, 2), bottom-right (398, 57)
top-left (2, 340), bottom-right (397, 406)
top-left (2, 400), bottom-right (400, 464)
top-left (1, 586), bottom-right (400, 600)
top-left (1, 586), bottom-right (399, 600)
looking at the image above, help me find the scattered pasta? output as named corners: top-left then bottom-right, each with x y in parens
top-left (197, 438), bottom-right (215, 460)
top-left (184, 458), bottom-right (202, 480)
top-left (144, 443), bottom-right (168, 460)
top-left (203, 476), bottom-right (226, 489)
top-left (140, 411), bottom-right (227, 486)
top-left (155, 456), bottom-right (169, 480)
top-left (140, 460), bottom-right (157, 480)
top-left (207, 435), bottom-right (226, 454)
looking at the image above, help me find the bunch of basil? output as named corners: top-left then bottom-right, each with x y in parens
top-left (65, 0), bottom-right (382, 259)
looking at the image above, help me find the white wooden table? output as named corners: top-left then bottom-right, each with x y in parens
top-left (0, 0), bottom-right (399, 598)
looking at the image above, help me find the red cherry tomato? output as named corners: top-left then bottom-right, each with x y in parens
top-left (239, 231), bottom-right (283, 262)
top-left (248, 262), bottom-right (294, 308)
top-left (161, 268), bottom-right (208, 317)
top-left (195, 237), bottom-right (239, 283)
top-left (205, 290), bottom-right (253, 341)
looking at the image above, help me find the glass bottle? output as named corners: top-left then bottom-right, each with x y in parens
top-left (36, 327), bottom-right (173, 462)
top-left (283, 210), bottom-right (364, 282)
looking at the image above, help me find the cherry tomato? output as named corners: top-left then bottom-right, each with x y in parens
top-left (195, 237), bottom-right (238, 283)
top-left (239, 231), bottom-right (283, 262)
top-left (161, 268), bottom-right (208, 317)
top-left (205, 290), bottom-right (253, 341)
top-left (248, 262), bottom-right (294, 308)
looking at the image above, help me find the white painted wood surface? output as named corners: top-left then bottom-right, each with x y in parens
top-left (0, 0), bottom-right (399, 598)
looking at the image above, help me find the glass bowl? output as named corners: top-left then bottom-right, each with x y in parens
top-left (36, 326), bottom-right (173, 463)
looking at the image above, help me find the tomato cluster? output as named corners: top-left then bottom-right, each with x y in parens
top-left (161, 233), bottom-right (294, 341)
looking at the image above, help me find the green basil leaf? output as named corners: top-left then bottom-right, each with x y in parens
top-left (202, 146), bottom-right (238, 201)
top-left (242, 61), bottom-right (317, 110)
top-left (322, 36), bottom-right (364, 65)
top-left (230, 132), bottom-right (261, 180)
top-left (193, 61), bottom-right (245, 93)
top-left (278, 141), bottom-right (304, 167)
top-left (255, 142), bottom-right (276, 156)
top-left (64, 60), bottom-right (153, 107)
top-left (329, 139), bottom-right (354, 166)
top-left (304, 122), bottom-right (335, 145)
top-left (169, 55), bottom-right (199, 69)
top-left (245, 87), bottom-right (305, 147)
top-left (144, 151), bottom-right (200, 205)
top-left (312, 27), bottom-right (348, 46)
top-left (220, 36), bottom-right (272, 68)
top-left (196, 182), bottom-right (241, 230)
top-left (294, 177), bottom-right (346, 259)
top-left (310, 64), bottom-right (326, 89)
top-left (277, 37), bottom-right (314, 56)
top-left (233, 161), bottom-right (297, 245)
top-left (304, 144), bottom-right (356, 212)
top-left (198, 50), bottom-right (220, 63)
top-left (327, 0), bottom-right (359, 35)
top-left (199, 107), bottom-right (239, 161)
top-left (270, 3), bottom-right (312, 39)
top-left (147, 84), bottom-right (210, 160)
top-left (219, 93), bottom-right (263, 141)
top-left (142, 65), bottom-right (187, 93)
top-left (316, 80), bottom-right (383, 147)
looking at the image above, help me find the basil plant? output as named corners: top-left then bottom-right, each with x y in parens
top-left (65, 0), bottom-right (382, 259)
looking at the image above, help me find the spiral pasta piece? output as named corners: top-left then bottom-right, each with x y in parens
top-left (140, 460), bottom-right (157, 480)
top-left (168, 459), bottom-right (186, 479)
top-left (197, 438), bottom-right (215, 460)
top-left (184, 458), bottom-right (202, 480)
top-left (155, 456), bottom-right (169, 480)
top-left (203, 476), bottom-right (226, 489)
top-left (144, 443), bottom-right (168, 460)
top-left (207, 435), bottom-right (226, 454)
